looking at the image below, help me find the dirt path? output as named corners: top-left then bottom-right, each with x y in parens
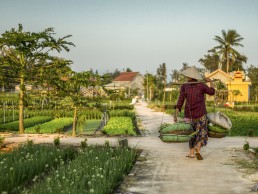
top-left (3, 102), bottom-right (258, 194)
top-left (116, 102), bottom-right (258, 194)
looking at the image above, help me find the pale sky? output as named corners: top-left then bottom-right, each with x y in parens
top-left (1, 0), bottom-right (258, 75)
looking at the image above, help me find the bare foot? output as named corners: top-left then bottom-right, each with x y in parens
top-left (186, 154), bottom-right (195, 158)
top-left (194, 147), bottom-right (203, 160)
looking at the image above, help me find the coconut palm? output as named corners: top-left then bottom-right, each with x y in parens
top-left (214, 29), bottom-right (244, 73)
top-left (199, 48), bottom-right (220, 72)
top-left (170, 69), bottom-right (180, 83)
top-left (181, 62), bottom-right (189, 71)
top-left (156, 63), bottom-right (167, 106)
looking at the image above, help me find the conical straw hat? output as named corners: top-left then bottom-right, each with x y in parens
top-left (181, 66), bottom-right (203, 80)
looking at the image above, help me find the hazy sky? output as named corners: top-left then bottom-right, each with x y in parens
top-left (1, 0), bottom-right (258, 75)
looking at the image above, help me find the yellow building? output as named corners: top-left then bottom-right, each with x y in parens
top-left (205, 69), bottom-right (251, 102)
top-left (226, 70), bottom-right (251, 102)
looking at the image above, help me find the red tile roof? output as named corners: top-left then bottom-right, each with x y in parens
top-left (113, 72), bottom-right (139, 82)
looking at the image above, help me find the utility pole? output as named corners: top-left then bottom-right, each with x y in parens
top-left (146, 71), bottom-right (149, 101)
top-left (162, 67), bottom-right (166, 107)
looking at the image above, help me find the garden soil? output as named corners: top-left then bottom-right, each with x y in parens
top-left (3, 102), bottom-right (258, 194)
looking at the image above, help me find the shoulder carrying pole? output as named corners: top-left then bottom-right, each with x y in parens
top-left (171, 79), bottom-right (219, 85)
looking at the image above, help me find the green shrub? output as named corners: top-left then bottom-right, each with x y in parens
top-left (26, 138), bottom-right (34, 146)
top-left (81, 138), bottom-right (88, 148)
top-left (53, 137), bottom-right (60, 146)
top-left (0, 136), bottom-right (4, 145)
top-left (247, 129), bottom-right (254, 137)
top-left (243, 141), bottom-right (250, 150)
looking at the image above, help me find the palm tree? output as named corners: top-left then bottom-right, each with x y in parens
top-left (170, 69), bottom-right (180, 82)
top-left (199, 48), bottom-right (220, 72)
top-left (156, 63), bottom-right (167, 106)
top-left (181, 62), bottom-right (189, 71)
top-left (214, 29), bottom-right (244, 73)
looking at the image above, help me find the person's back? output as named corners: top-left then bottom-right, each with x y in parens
top-left (179, 82), bottom-right (215, 119)
top-left (173, 66), bottom-right (215, 160)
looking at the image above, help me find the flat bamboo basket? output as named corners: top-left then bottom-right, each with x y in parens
top-left (160, 123), bottom-right (192, 134)
top-left (208, 131), bottom-right (227, 138)
top-left (160, 133), bottom-right (191, 143)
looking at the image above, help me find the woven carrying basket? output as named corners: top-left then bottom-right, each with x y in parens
top-left (160, 123), bottom-right (192, 135)
top-left (208, 131), bottom-right (227, 138)
top-left (208, 125), bottom-right (228, 133)
top-left (207, 111), bottom-right (232, 130)
top-left (160, 134), bottom-right (191, 143)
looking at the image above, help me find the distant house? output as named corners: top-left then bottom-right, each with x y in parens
top-left (15, 84), bottom-right (54, 94)
top-left (205, 69), bottom-right (251, 102)
top-left (104, 72), bottom-right (144, 97)
top-left (205, 69), bottom-right (234, 84)
top-left (81, 86), bottom-right (107, 97)
top-left (15, 84), bottom-right (36, 93)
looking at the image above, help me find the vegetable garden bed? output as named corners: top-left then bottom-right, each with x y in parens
top-left (0, 143), bottom-right (138, 194)
top-left (25, 117), bottom-right (73, 134)
top-left (103, 117), bottom-right (136, 136)
top-left (0, 116), bottom-right (53, 132)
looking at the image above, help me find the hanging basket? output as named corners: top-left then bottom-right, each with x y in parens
top-left (160, 131), bottom-right (197, 143)
top-left (207, 112), bottom-right (232, 130)
top-left (160, 123), bottom-right (192, 135)
top-left (208, 131), bottom-right (227, 138)
top-left (160, 134), bottom-right (191, 143)
top-left (208, 125), bottom-right (228, 133)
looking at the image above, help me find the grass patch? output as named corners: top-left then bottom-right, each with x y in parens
top-left (234, 148), bottom-right (258, 178)
top-left (207, 107), bottom-right (258, 136)
top-left (65, 119), bottom-right (101, 135)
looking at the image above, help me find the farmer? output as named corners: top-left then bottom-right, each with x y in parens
top-left (174, 66), bottom-right (215, 160)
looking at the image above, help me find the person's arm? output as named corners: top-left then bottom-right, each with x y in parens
top-left (174, 108), bottom-right (179, 122)
top-left (203, 78), bottom-right (215, 95)
top-left (174, 86), bottom-right (185, 122)
top-left (205, 77), bottom-right (214, 88)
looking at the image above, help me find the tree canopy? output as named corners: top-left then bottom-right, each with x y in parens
top-left (0, 24), bottom-right (74, 133)
top-left (213, 29), bottom-right (245, 73)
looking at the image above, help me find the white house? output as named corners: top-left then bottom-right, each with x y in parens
top-left (105, 72), bottom-right (144, 96)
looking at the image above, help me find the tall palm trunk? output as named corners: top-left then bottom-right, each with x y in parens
top-left (226, 50), bottom-right (230, 73)
top-left (149, 88), bottom-right (153, 101)
top-left (19, 74), bottom-right (25, 134)
top-left (72, 106), bottom-right (77, 137)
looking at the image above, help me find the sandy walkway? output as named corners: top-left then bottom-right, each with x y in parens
top-left (3, 102), bottom-right (258, 194)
